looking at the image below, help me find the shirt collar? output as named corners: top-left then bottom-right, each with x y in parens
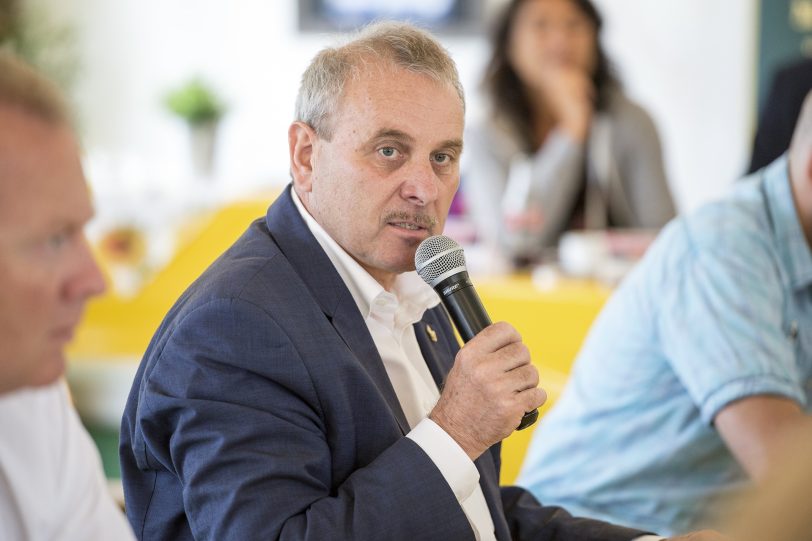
top-left (290, 187), bottom-right (440, 323)
top-left (763, 154), bottom-right (812, 290)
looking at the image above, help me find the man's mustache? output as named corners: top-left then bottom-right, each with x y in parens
top-left (383, 211), bottom-right (438, 230)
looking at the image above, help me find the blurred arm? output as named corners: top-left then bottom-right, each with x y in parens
top-left (715, 395), bottom-right (812, 481)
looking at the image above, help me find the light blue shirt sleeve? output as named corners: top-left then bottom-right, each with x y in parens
top-left (656, 217), bottom-right (805, 425)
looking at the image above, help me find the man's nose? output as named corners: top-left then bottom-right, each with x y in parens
top-left (400, 159), bottom-right (439, 206)
top-left (65, 234), bottom-right (107, 302)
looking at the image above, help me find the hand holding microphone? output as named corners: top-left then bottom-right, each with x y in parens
top-left (415, 235), bottom-right (544, 460)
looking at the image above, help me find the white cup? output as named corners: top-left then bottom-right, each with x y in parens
top-left (558, 231), bottom-right (608, 278)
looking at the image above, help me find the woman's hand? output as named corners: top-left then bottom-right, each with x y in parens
top-left (536, 65), bottom-right (595, 142)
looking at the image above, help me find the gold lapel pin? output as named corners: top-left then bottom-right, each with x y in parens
top-left (426, 324), bottom-right (438, 343)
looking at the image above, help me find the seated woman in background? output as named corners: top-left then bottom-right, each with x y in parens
top-left (464, 0), bottom-right (676, 267)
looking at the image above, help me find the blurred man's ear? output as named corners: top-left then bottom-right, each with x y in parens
top-left (805, 147), bottom-right (812, 185)
top-left (288, 121), bottom-right (316, 193)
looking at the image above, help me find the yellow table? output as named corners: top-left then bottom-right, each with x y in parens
top-left (68, 196), bottom-right (276, 359)
top-left (474, 275), bottom-right (610, 484)
top-left (68, 196), bottom-right (611, 484)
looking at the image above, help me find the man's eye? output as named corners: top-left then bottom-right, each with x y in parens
top-left (533, 19), bottom-right (550, 31)
top-left (379, 147), bottom-right (398, 158)
top-left (47, 231), bottom-right (70, 252)
top-left (434, 152), bottom-right (457, 166)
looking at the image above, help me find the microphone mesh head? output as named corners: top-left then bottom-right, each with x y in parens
top-left (414, 235), bottom-right (467, 287)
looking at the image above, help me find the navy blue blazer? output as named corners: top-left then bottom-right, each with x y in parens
top-left (120, 186), bottom-right (646, 541)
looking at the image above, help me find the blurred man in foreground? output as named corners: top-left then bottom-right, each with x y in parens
top-left (0, 52), bottom-right (134, 540)
top-left (519, 91), bottom-right (812, 535)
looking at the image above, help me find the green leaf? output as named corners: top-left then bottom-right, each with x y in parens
top-left (163, 78), bottom-right (226, 125)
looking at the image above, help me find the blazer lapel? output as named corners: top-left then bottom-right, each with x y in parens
top-left (264, 186), bottom-right (410, 434)
top-left (329, 298), bottom-right (411, 434)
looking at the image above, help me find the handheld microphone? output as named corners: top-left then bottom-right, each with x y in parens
top-left (415, 235), bottom-right (539, 431)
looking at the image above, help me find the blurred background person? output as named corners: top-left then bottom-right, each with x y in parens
top-left (747, 56), bottom-right (812, 174)
top-left (516, 90), bottom-right (812, 536)
top-left (463, 0), bottom-right (676, 268)
top-left (0, 52), bottom-right (134, 540)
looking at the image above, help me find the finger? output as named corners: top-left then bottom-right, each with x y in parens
top-left (496, 341), bottom-right (532, 373)
top-left (466, 321), bottom-right (522, 353)
top-left (501, 363), bottom-right (539, 394)
top-left (511, 363), bottom-right (540, 391)
top-left (517, 386), bottom-right (547, 413)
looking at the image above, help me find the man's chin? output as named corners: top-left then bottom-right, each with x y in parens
top-left (0, 353), bottom-right (64, 395)
top-left (389, 257), bottom-right (418, 274)
top-left (29, 353), bottom-right (67, 388)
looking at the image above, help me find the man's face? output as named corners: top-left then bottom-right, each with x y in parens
top-left (292, 62), bottom-right (465, 288)
top-left (0, 107), bottom-right (105, 393)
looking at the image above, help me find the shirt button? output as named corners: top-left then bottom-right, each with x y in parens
top-left (789, 321), bottom-right (799, 340)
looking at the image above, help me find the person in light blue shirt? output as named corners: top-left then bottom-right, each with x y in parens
top-left (518, 91), bottom-right (812, 536)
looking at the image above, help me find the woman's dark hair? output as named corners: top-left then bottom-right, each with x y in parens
top-left (482, 0), bottom-right (616, 152)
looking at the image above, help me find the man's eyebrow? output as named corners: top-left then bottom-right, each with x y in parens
top-left (370, 128), bottom-right (415, 143)
top-left (370, 129), bottom-right (463, 153)
top-left (439, 139), bottom-right (464, 153)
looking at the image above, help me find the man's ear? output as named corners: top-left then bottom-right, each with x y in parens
top-left (289, 121), bottom-right (317, 192)
top-left (805, 149), bottom-right (812, 185)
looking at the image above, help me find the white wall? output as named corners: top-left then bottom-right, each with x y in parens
top-left (48, 0), bottom-right (757, 212)
top-left (594, 0), bottom-right (759, 211)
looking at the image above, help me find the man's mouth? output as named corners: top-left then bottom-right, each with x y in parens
top-left (52, 314), bottom-right (83, 343)
top-left (384, 211), bottom-right (437, 233)
top-left (391, 222), bottom-right (424, 231)
top-left (52, 325), bottom-right (76, 343)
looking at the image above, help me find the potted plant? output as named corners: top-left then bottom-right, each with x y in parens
top-left (164, 78), bottom-right (226, 178)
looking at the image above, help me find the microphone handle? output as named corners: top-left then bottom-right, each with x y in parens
top-left (440, 273), bottom-right (491, 342)
top-left (437, 272), bottom-right (539, 431)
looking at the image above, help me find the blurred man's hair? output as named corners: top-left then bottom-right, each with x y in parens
top-left (295, 21), bottom-right (464, 140)
top-left (0, 51), bottom-right (69, 124)
top-left (790, 89), bottom-right (812, 163)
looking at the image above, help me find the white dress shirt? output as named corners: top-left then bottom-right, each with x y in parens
top-left (0, 381), bottom-right (135, 540)
top-left (292, 189), bottom-right (496, 540)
